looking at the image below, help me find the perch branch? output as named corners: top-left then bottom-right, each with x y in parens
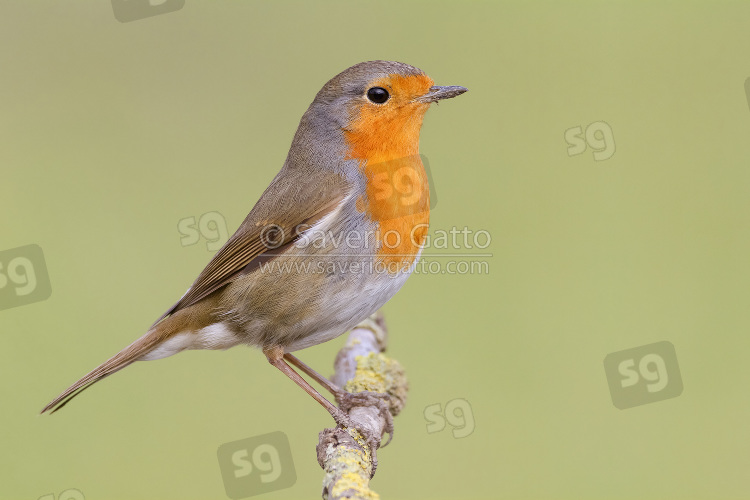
top-left (316, 312), bottom-right (408, 500)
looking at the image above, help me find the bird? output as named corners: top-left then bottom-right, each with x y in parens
top-left (41, 60), bottom-right (467, 446)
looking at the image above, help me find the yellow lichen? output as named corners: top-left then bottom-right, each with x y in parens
top-left (321, 433), bottom-right (378, 500)
top-left (345, 353), bottom-right (408, 415)
top-left (330, 470), bottom-right (380, 500)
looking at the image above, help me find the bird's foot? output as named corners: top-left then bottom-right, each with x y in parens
top-left (330, 406), bottom-right (381, 476)
top-left (335, 390), bottom-right (394, 447)
top-left (330, 390), bottom-right (395, 477)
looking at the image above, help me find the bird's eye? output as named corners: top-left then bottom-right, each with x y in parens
top-left (366, 87), bottom-right (390, 104)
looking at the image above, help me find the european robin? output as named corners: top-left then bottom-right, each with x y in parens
top-left (42, 60), bottom-right (467, 445)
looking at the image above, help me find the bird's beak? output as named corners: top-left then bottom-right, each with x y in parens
top-left (414, 85), bottom-right (468, 103)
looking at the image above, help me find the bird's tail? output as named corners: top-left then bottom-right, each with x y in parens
top-left (40, 324), bottom-right (168, 414)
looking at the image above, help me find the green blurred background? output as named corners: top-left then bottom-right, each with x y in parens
top-left (3, 1), bottom-right (750, 499)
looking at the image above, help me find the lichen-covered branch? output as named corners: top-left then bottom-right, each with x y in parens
top-left (316, 312), bottom-right (408, 500)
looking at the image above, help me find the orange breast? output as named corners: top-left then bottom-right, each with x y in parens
top-left (356, 155), bottom-right (430, 270)
top-left (343, 73), bottom-right (434, 271)
top-left (344, 75), bottom-right (433, 273)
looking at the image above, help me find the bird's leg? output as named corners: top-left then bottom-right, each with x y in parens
top-left (283, 352), bottom-right (394, 447)
top-left (283, 352), bottom-right (342, 396)
top-left (265, 346), bottom-right (383, 474)
top-left (263, 346), bottom-right (351, 428)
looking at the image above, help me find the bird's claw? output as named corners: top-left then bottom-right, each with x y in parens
top-left (335, 390), bottom-right (394, 448)
top-left (331, 390), bottom-right (395, 477)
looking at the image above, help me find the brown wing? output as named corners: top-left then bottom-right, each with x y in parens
top-left (151, 170), bottom-right (350, 327)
